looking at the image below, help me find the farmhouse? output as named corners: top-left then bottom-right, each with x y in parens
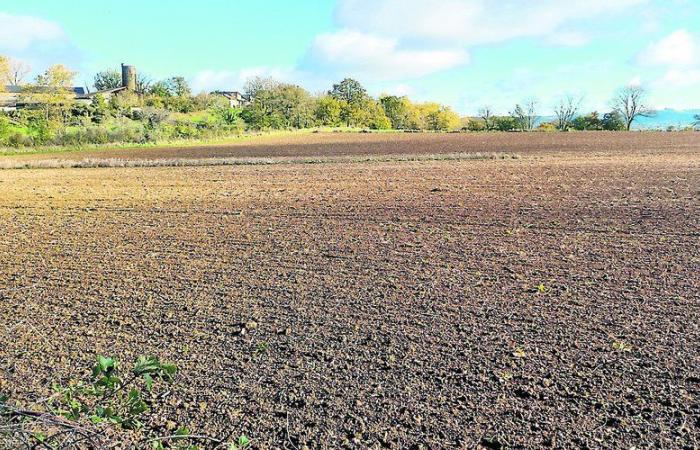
top-left (1, 85), bottom-right (88, 111)
top-left (212, 91), bottom-right (251, 108)
top-left (0, 63), bottom-right (137, 111)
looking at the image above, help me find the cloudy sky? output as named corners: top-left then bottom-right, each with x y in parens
top-left (2, 0), bottom-right (699, 114)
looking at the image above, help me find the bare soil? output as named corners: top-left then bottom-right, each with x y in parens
top-left (8, 130), bottom-right (700, 162)
top-left (1, 133), bottom-right (699, 448)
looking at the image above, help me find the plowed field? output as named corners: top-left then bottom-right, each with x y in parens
top-left (1, 132), bottom-right (699, 448)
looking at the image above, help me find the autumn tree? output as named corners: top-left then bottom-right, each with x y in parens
top-left (0, 56), bottom-right (31, 87)
top-left (417, 102), bottom-right (460, 131)
top-left (611, 86), bottom-right (655, 131)
top-left (380, 95), bottom-right (420, 130)
top-left (314, 95), bottom-right (342, 127)
top-left (30, 64), bottom-right (78, 124)
top-left (0, 56), bottom-right (8, 92)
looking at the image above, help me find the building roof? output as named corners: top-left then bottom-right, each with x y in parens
top-left (79, 86), bottom-right (128, 98)
top-left (3, 85), bottom-right (88, 95)
top-left (214, 91), bottom-right (250, 101)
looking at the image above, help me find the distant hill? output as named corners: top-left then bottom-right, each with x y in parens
top-left (635, 109), bottom-right (700, 130)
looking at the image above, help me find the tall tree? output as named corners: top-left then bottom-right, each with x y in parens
top-left (168, 77), bottom-right (191, 97)
top-left (93, 70), bottom-right (122, 91)
top-left (692, 114), bottom-right (700, 129)
top-left (553, 95), bottom-right (582, 131)
top-left (611, 86), bottom-right (655, 131)
top-left (329, 78), bottom-right (368, 105)
top-left (510, 99), bottom-right (539, 131)
top-left (478, 106), bottom-right (495, 131)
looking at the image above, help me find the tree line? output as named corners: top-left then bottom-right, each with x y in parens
top-left (1, 56), bottom-right (698, 148)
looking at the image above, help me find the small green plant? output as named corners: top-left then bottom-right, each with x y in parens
top-left (612, 341), bottom-right (632, 352)
top-left (537, 283), bottom-right (547, 293)
top-left (1, 355), bottom-right (250, 449)
top-left (256, 341), bottom-right (270, 355)
top-left (46, 355), bottom-right (177, 430)
top-left (229, 435), bottom-right (251, 450)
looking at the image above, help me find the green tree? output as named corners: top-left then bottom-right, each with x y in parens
top-left (602, 111), bottom-right (626, 131)
top-left (464, 118), bottom-right (486, 131)
top-left (314, 95), bottom-right (342, 126)
top-left (93, 70), bottom-right (122, 91)
top-left (168, 76), bottom-right (191, 97)
top-left (242, 82), bottom-right (315, 129)
top-left (329, 78), bottom-right (368, 106)
top-left (693, 114), bottom-right (700, 129)
top-left (148, 80), bottom-right (171, 98)
top-left (572, 111), bottom-right (603, 131)
top-left (494, 116), bottom-right (517, 131)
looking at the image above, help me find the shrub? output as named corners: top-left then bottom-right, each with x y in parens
top-left (6, 132), bottom-right (34, 148)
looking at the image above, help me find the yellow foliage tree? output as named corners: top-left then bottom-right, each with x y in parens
top-left (416, 102), bottom-right (461, 131)
top-left (28, 64), bottom-right (78, 124)
top-left (0, 55), bottom-right (9, 92)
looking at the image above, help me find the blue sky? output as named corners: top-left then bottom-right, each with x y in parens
top-left (1, 0), bottom-right (699, 115)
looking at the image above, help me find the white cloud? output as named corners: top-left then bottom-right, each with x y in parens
top-left (309, 30), bottom-right (468, 80)
top-left (658, 68), bottom-right (700, 88)
top-left (335, 0), bottom-right (649, 46)
top-left (190, 66), bottom-right (300, 93)
top-left (637, 30), bottom-right (700, 68)
top-left (0, 12), bottom-right (65, 52)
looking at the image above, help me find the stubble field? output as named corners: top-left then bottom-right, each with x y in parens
top-left (1, 132), bottom-right (699, 448)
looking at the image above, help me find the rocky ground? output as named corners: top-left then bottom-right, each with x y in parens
top-left (1, 133), bottom-right (699, 448)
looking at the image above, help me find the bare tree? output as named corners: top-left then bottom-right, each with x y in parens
top-left (553, 95), bottom-right (582, 131)
top-left (510, 98), bottom-right (539, 131)
top-left (0, 57), bottom-right (30, 86)
top-left (9, 60), bottom-right (31, 85)
top-left (478, 106), bottom-right (495, 131)
top-left (524, 98), bottom-right (539, 131)
top-left (611, 86), bottom-right (655, 131)
top-left (135, 73), bottom-right (153, 95)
